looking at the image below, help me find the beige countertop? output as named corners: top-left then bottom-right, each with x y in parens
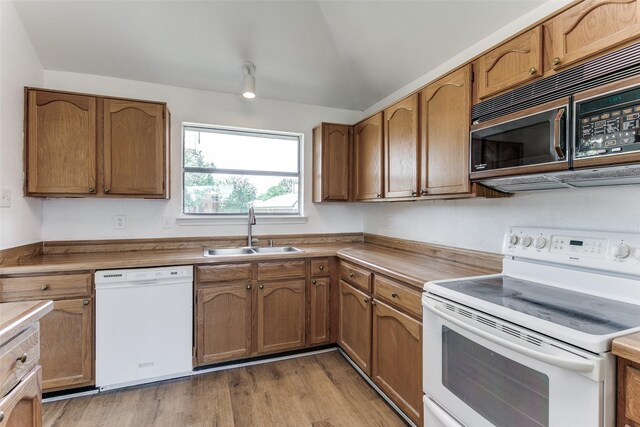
top-left (0, 300), bottom-right (53, 344)
top-left (613, 332), bottom-right (640, 364)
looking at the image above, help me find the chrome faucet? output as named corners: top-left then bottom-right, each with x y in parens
top-left (247, 206), bottom-right (256, 248)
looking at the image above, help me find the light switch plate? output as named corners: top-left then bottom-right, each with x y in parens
top-left (0, 188), bottom-right (11, 208)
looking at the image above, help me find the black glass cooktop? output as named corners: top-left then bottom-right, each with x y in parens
top-left (434, 276), bottom-right (640, 335)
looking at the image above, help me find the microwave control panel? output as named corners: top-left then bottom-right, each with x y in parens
top-left (575, 84), bottom-right (640, 159)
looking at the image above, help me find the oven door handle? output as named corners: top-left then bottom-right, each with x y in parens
top-left (553, 107), bottom-right (565, 159)
top-left (425, 302), bottom-right (595, 373)
top-left (425, 398), bottom-right (464, 427)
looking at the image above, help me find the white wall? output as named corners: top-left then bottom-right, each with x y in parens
top-left (41, 71), bottom-right (364, 241)
top-left (0, 2), bottom-right (44, 249)
top-left (362, 186), bottom-right (640, 254)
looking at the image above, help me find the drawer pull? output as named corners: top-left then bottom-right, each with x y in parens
top-left (246, 285), bottom-right (252, 290)
top-left (528, 66), bottom-right (537, 75)
top-left (371, 300), bottom-right (377, 306)
top-left (319, 265), bottom-right (324, 271)
top-left (391, 292), bottom-right (398, 298)
top-left (41, 285), bottom-right (48, 291)
top-left (104, 187), bottom-right (111, 193)
top-left (83, 299), bottom-right (89, 305)
top-left (259, 284), bottom-right (264, 289)
top-left (363, 297), bottom-right (370, 303)
top-left (312, 279), bottom-right (317, 285)
top-left (349, 272), bottom-right (355, 278)
top-left (17, 353), bottom-right (27, 364)
top-left (552, 57), bottom-right (561, 66)
top-left (88, 187), bottom-right (95, 193)
top-left (0, 411), bottom-right (4, 422)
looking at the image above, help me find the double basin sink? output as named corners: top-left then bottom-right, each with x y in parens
top-left (204, 246), bottom-right (303, 257)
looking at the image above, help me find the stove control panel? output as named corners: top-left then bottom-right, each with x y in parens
top-left (504, 227), bottom-right (640, 275)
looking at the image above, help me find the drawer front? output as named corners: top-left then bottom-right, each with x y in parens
top-left (197, 263), bottom-right (252, 284)
top-left (0, 273), bottom-right (91, 302)
top-left (257, 260), bottom-right (306, 281)
top-left (0, 323), bottom-right (39, 397)
top-left (374, 275), bottom-right (421, 318)
top-left (310, 258), bottom-right (330, 276)
top-left (339, 261), bottom-right (372, 292)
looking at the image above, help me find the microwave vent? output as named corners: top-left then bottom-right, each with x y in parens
top-left (472, 42), bottom-right (640, 122)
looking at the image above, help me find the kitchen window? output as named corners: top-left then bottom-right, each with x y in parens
top-left (182, 124), bottom-right (302, 216)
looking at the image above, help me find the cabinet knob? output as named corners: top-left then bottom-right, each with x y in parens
top-left (363, 297), bottom-right (370, 303)
top-left (349, 272), bottom-right (355, 278)
top-left (371, 300), bottom-right (377, 306)
top-left (16, 353), bottom-right (27, 364)
top-left (391, 292), bottom-right (398, 298)
top-left (420, 189), bottom-right (428, 196)
top-left (88, 187), bottom-right (95, 193)
top-left (528, 67), bottom-right (537, 76)
top-left (324, 195), bottom-right (328, 200)
top-left (104, 188), bottom-right (111, 193)
top-left (552, 57), bottom-right (561, 66)
top-left (259, 284), bottom-right (264, 289)
top-left (246, 285), bottom-right (251, 290)
top-left (376, 193), bottom-right (381, 198)
top-left (319, 265), bottom-right (324, 271)
top-left (0, 411), bottom-right (4, 422)
top-left (83, 299), bottom-right (89, 305)
top-left (411, 191), bottom-right (417, 196)
top-left (312, 279), bottom-right (317, 285)
top-left (41, 285), bottom-right (48, 291)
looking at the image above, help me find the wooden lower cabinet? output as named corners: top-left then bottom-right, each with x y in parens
top-left (618, 357), bottom-right (640, 427)
top-left (0, 365), bottom-right (42, 427)
top-left (40, 298), bottom-right (93, 392)
top-left (372, 300), bottom-right (422, 425)
top-left (257, 280), bottom-right (306, 354)
top-left (196, 284), bottom-right (252, 365)
top-left (309, 277), bottom-right (331, 345)
top-left (338, 279), bottom-right (372, 376)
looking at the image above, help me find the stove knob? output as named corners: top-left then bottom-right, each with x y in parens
top-left (535, 237), bottom-right (547, 249)
top-left (521, 235), bottom-right (532, 247)
top-left (509, 234), bottom-right (519, 246)
top-left (633, 247), bottom-right (640, 260)
top-left (613, 243), bottom-right (630, 259)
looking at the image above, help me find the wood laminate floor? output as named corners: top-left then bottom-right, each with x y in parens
top-left (43, 350), bottom-right (407, 427)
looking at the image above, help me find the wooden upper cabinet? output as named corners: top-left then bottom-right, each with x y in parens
top-left (354, 113), bottom-right (384, 200)
top-left (476, 26), bottom-right (543, 100)
top-left (103, 100), bottom-right (166, 196)
top-left (544, 0), bottom-right (640, 71)
top-left (421, 65), bottom-right (472, 195)
top-left (384, 94), bottom-right (420, 198)
top-left (312, 123), bottom-right (351, 202)
top-left (24, 88), bottom-right (169, 199)
top-left (26, 90), bottom-right (97, 195)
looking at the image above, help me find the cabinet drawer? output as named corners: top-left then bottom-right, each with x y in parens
top-left (257, 260), bottom-right (305, 281)
top-left (310, 258), bottom-right (330, 276)
top-left (339, 261), bottom-right (372, 292)
top-left (197, 263), bottom-right (252, 284)
top-left (0, 273), bottom-right (91, 302)
top-left (0, 323), bottom-right (39, 397)
top-left (626, 365), bottom-right (640, 424)
top-left (374, 275), bottom-right (421, 318)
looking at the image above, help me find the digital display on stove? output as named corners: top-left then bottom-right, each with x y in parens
top-left (570, 240), bottom-right (583, 246)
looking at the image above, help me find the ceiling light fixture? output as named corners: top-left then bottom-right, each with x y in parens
top-left (242, 61), bottom-right (256, 99)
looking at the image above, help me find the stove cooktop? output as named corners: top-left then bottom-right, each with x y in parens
top-left (433, 275), bottom-right (640, 336)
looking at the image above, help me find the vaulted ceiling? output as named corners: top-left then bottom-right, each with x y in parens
top-left (13, 0), bottom-right (545, 111)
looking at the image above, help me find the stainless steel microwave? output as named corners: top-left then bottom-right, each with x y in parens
top-left (470, 97), bottom-right (570, 181)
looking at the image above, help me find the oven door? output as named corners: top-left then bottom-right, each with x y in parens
top-left (470, 97), bottom-right (569, 180)
top-left (422, 294), bottom-right (613, 427)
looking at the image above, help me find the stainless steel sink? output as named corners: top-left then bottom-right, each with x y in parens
top-left (203, 247), bottom-right (255, 256)
top-left (252, 246), bottom-right (302, 254)
top-left (203, 246), bottom-right (303, 257)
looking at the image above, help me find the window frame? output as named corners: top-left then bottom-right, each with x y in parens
top-left (181, 123), bottom-right (304, 217)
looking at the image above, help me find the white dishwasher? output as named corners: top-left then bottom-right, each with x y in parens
top-left (95, 265), bottom-right (193, 391)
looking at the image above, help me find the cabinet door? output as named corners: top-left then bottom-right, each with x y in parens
top-left (476, 26), bottom-right (542, 100)
top-left (323, 124), bottom-right (351, 201)
top-left (0, 366), bottom-right (42, 427)
top-left (421, 65), bottom-right (472, 195)
top-left (196, 284), bottom-right (252, 365)
top-left (309, 277), bottom-right (330, 346)
top-left (40, 298), bottom-right (93, 392)
top-left (338, 279), bottom-right (372, 376)
top-left (372, 300), bottom-right (422, 426)
top-left (26, 90), bottom-right (97, 196)
top-left (618, 358), bottom-right (640, 427)
top-left (103, 99), bottom-right (166, 197)
top-left (354, 113), bottom-right (384, 200)
top-left (544, 0), bottom-right (640, 71)
top-left (384, 94), bottom-right (419, 198)
top-left (257, 280), bottom-right (306, 354)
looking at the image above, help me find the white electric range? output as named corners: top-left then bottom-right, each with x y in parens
top-left (422, 226), bottom-right (640, 427)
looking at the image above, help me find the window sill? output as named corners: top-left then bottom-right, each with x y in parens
top-left (176, 215), bottom-right (308, 226)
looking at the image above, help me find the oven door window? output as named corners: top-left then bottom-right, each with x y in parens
top-left (442, 326), bottom-right (549, 427)
top-left (471, 108), bottom-right (566, 172)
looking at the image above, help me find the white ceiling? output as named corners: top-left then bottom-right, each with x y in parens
top-left (13, 0), bottom-right (545, 111)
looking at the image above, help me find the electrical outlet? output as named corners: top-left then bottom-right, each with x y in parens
top-left (161, 216), bottom-right (173, 229)
top-left (0, 188), bottom-right (11, 208)
top-left (115, 215), bottom-right (126, 230)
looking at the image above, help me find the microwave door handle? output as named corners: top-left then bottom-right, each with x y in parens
top-left (425, 302), bottom-right (595, 373)
top-left (425, 398), bottom-right (465, 427)
top-left (553, 108), bottom-right (565, 158)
